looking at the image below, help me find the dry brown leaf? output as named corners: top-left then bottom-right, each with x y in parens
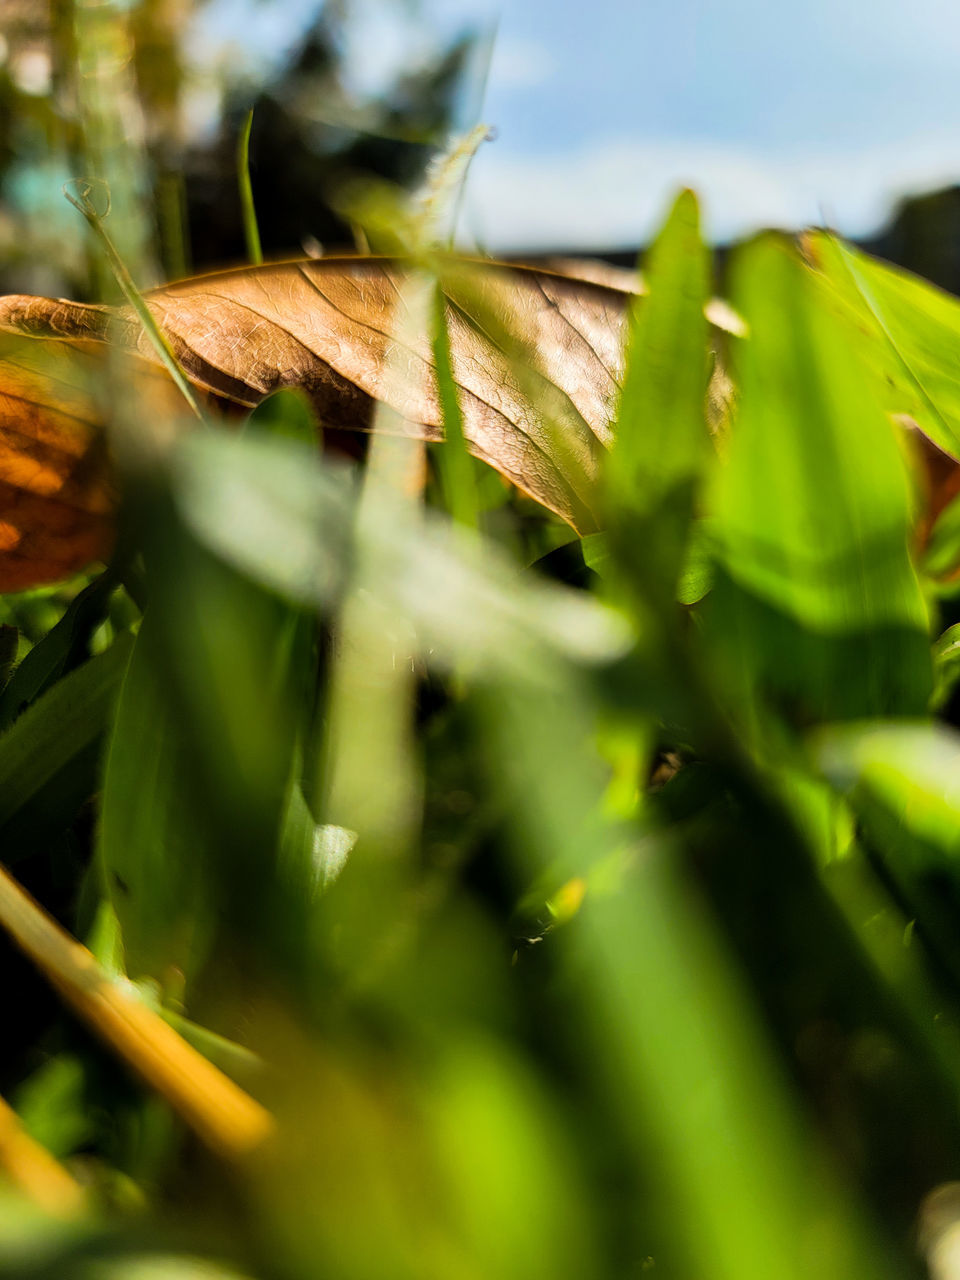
top-left (0, 256), bottom-right (637, 590)
top-left (0, 336), bottom-right (118, 592)
top-left (0, 330), bottom-right (187, 591)
top-left (137, 256), bottom-right (626, 527)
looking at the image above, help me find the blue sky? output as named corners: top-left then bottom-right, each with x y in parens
top-left (198, 0), bottom-right (960, 250)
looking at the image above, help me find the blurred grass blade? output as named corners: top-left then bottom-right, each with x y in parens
top-left (607, 189), bottom-right (711, 597)
top-left (815, 720), bottom-right (960, 991)
top-left (244, 387), bottom-right (320, 446)
top-left (237, 109), bottom-right (263, 266)
top-left (0, 627), bottom-right (15, 692)
top-left (586, 854), bottom-right (895, 1280)
top-left (171, 433), bottom-right (354, 604)
top-left (0, 636), bottom-right (132, 835)
top-left (816, 719), bottom-right (960, 856)
top-left (708, 234), bottom-right (931, 723)
top-left (130, 509), bottom-right (304, 977)
top-left (279, 775), bottom-right (356, 899)
top-left (317, 279), bottom-right (430, 854)
top-left (170, 430), bottom-right (628, 679)
top-left (922, 490), bottom-right (960, 582)
top-left (12, 1056), bottom-right (93, 1161)
top-left (97, 613), bottom-right (211, 982)
top-left (482, 672), bottom-right (897, 1280)
top-left (100, 391), bottom-right (321, 986)
top-left (808, 231), bottom-right (960, 459)
top-left (414, 123), bottom-right (491, 248)
top-left (932, 622), bottom-right (960, 711)
top-left (312, 416), bottom-right (424, 982)
top-left (72, 0), bottom-right (155, 284)
top-left (431, 281), bottom-right (480, 528)
top-left (0, 570), bottom-right (121, 730)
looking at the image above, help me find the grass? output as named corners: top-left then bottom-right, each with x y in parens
top-left (5, 6), bottom-right (960, 1279)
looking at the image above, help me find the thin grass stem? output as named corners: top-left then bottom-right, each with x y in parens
top-left (237, 109), bottom-right (264, 266)
top-left (64, 181), bottom-right (202, 420)
top-left (0, 863), bottom-right (273, 1160)
top-left (0, 1093), bottom-right (86, 1217)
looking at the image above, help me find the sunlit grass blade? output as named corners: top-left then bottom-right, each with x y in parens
top-left (808, 231), bottom-right (960, 459)
top-left (434, 255), bottom-right (608, 532)
top-left (809, 719), bottom-right (960, 1101)
top-left (606, 188), bottom-right (711, 599)
top-left (931, 622), bottom-right (960, 711)
top-left (430, 280), bottom-right (480, 528)
top-left (815, 719), bottom-right (960, 989)
top-left (707, 234), bottom-right (931, 725)
top-left (816, 719), bottom-right (960, 866)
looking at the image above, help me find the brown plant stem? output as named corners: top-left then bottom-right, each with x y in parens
top-left (0, 863), bottom-right (273, 1160)
top-left (0, 1093), bottom-right (86, 1216)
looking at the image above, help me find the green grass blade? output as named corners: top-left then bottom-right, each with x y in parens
top-left (481, 670), bottom-right (900, 1280)
top-left (808, 231), bottom-right (960, 460)
top-left (0, 571), bottom-right (121, 730)
top-left (64, 182), bottom-right (202, 420)
top-left (607, 189), bottom-right (711, 598)
top-left (430, 280), bottom-right (480, 528)
top-left (708, 234), bottom-right (931, 723)
top-left (815, 720), bottom-right (960, 999)
top-left (97, 614), bottom-right (212, 982)
top-left (0, 636), bottom-right (132, 834)
top-left (237, 108), bottom-right (263, 266)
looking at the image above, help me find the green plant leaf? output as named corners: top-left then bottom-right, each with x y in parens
top-left (0, 635), bottom-right (131, 840)
top-left (808, 231), bottom-right (960, 461)
top-left (0, 570), bottom-right (121, 730)
top-left (932, 623), bottom-right (960, 711)
top-left (12, 1056), bottom-right (93, 1159)
top-left (816, 720), bottom-right (960, 860)
top-left (478, 668), bottom-right (900, 1280)
top-left (430, 279), bottom-right (480, 529)
top-left (606, 188), bottom-right (711, 598)
top-left (707, 235), bottom-right (931, 723)
top-left (815, 720), bottom-right (960, 990)
top-left (97, 614), bottom-right (212, 981)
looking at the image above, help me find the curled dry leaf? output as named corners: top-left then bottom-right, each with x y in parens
top-left (0, 254), bottom-right (751, 593)
top-left (0, 334), bottom-right (181, 591)
top-left (0, 256), bottom-right (646, 590)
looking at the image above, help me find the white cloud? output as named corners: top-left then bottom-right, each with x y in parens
top-left (459, 133), bottom-right (960, 250)
top-left (341, 2), bottom-right (434, 98)
top-left (487, 35), bottom-right (556, 89)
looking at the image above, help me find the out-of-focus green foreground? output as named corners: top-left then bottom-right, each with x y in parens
top-left (10, 6), bottom-right (960, 1280)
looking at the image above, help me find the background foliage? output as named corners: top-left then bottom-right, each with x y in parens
top-left (5, 4), bottom-right (960, 1280)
